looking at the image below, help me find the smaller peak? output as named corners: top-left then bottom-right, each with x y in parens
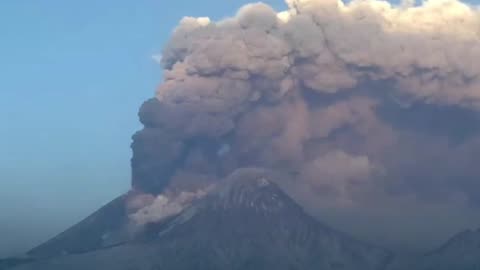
top-left (450, 229), bottom-right (480, 242)
top-left (432, 228), bottom-right (480, 255)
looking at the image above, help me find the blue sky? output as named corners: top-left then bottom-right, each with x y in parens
top-left (0, 0), bottom-right (288, 256)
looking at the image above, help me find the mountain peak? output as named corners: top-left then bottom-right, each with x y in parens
top-left (219, 167), bottom-right (278, 188)
top-left (209, 168), bottom-right (295, 213)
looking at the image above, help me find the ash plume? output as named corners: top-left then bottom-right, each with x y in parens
top-left (131, 0), bottom-right (480, 251)
top-left (129, 189), bottom-right (209, 226)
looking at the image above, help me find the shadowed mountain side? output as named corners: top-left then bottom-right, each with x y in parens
top-left (27, 195), bottom-right (130, 259)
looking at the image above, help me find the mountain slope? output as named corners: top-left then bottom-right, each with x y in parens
top-left (9, 168), bottom-right (393, 270)
top-left (27, 195), bottom-right (130, 259)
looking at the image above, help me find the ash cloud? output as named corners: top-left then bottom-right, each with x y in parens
top-left (131, 0), bottom-right (480, 251)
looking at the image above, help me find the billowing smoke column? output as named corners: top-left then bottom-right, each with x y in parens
top-left (131, 0), bottom-right (480, 249)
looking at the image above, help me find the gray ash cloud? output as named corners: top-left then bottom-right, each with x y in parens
top-left (130, 0), bottom-right (480, 251)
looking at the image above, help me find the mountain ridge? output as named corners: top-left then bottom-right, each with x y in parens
top-left (5, 168), bottom-right (394, 270)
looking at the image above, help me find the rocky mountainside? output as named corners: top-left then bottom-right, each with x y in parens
top-left (5, 168), bottom-right (393, 270)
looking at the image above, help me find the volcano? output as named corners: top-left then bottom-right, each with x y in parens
top-left (4, 168), bottom-right (393, 270)
top-left (4, 169), bottom-right (480, 270)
